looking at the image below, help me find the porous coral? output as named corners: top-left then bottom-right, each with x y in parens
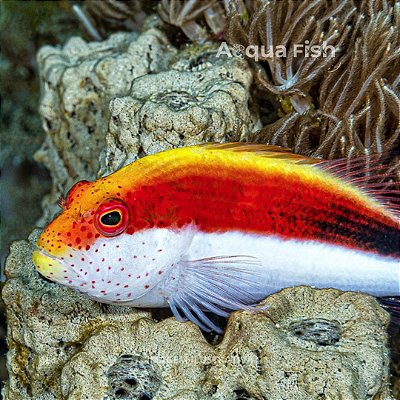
top-left (100, 45), bottom-right (260, 175)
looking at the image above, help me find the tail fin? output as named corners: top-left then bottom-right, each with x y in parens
top-left (379, 297), bottom-right (400, 360)
top-left (379, 297), bottom-right (400, 324)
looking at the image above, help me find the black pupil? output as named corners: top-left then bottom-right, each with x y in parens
top-left (101, 211), bottom-right (121, 226)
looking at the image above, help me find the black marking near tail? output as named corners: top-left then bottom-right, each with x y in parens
top-left (315, 205), bottom-right (400, 258)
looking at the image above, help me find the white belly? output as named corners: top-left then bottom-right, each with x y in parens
top-left (187, 231), bottom-right (400, 297)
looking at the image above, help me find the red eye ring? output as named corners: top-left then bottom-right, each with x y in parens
top-left (95, 199), bottom-right (129, 237)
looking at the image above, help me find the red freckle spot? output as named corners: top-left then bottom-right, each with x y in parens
top-left (144, 285), bottom-right (149, 289)
top-left (68, 243), bottom-right (72, 247)
top-left (145, 272), bottom-right (149, 277)
top-left (158, 270), bottom-right (163, 275)
top-left (87, 232), bottom-right (93, 239)
top-left (85, 245), bottom-right (90, 250)
top-left (117, 192), bottom-right (120, 196)
top-left (57, 233), bottom-right (61, 236)
top-left (127, 228), bottom-right (134, 234)
top-left (75, 237), bottom-right (81, 244)
top-left (88, 219), bottom-right (93, 224)
top-left (78, 246), bottom-right (82, 250)
top-left (124, 285), bottom-right (128, 288)
top-left (81, 226), bottom-right (86, 232)
top-left (96, 268), bottom-right (100, 272)
top-left (95, 234), bottom-right (100, 238)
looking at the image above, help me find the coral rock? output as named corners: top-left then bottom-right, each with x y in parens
top-left (100, 45), bottom-right (261, 175)
top-left (210, 287), bottom-right (394, 399)
top-left (1, 230), bottom-right (150, 399)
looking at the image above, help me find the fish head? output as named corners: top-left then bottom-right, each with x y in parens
top-left (32, 178), bottom-right (192, 306)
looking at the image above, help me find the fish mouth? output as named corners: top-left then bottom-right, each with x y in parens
top-left (32, 248), bottom-right (65, 279)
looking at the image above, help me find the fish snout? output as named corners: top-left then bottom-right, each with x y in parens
top-left (32, 248), bottom-right (65, 280)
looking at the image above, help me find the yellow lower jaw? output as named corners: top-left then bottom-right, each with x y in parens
top-left (32, 249), bottom-right (64, 279)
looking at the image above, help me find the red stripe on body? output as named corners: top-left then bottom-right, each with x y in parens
top-left (124, 169), bottom-right (399, 256)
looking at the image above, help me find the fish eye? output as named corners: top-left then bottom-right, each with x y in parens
top-left (100, 211), bottom-right (121, 226)
top-left (95, 199), bottom-right (129, 237)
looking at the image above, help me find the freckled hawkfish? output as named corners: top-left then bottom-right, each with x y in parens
top-left (33, 143), bottom-right (400, 332)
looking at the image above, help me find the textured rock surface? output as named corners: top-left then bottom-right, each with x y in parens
top-left (1, 230), bottom-right (150, 400)
top-left (210, 288), bottom-right (393, 399)
top-left (2, 232), bottom-right (394, 399)
top-left (100, 45), bottom-right (261, 175)
top-left (35, 28), bottom-right (176, 222)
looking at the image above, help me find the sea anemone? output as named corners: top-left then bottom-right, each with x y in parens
top-left (226, 0), bottom-right (399, 159)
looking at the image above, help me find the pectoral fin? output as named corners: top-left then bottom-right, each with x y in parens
top-left (162, 255), bottom-right (269, 333)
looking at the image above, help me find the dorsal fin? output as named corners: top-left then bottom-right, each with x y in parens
top-left (316, 152), bottom-right (400, 219)
top-left (200, 142), bottom-right (320, 164)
